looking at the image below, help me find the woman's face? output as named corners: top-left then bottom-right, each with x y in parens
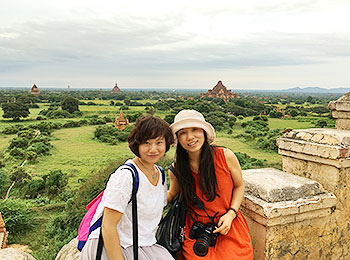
top-left (177, 127), bottom-right (205, 154)
top-left (138, 136), bottom-right (166, 164)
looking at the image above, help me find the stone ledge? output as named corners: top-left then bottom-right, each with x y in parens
top-left (277, 139), bottom-right (349, 159)
top-left (243, 168), bottom-right (325, 203)
top-left (332, 111), bottom-right (350, 119)
top-left (278, 128), bottom-right (350, 147)
top-left (328, 92), bottom-right (350, 112)
top-left (279, 149), bottom-right (350, 168)
top-left (241, 192), bottom-right (336, 227)
top-left (241, 167), bottom-right (336, 227)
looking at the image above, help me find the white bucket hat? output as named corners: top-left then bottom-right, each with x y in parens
top-left (170, 110), bottom-right (216, 144)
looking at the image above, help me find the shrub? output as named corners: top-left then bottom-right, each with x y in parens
top-left (207, 114), bottom-right (224, 128)
top-left (10, 166), bottom-right (31, 187)
top-left (164, 114), bottom-right (176, 124)
top-left (25, 176), bottom-right (46, 198)
top-left (27, 142), bottom-right (51, 155)
top-left (2, 125), bottom-right (22, 134)
top-left (235, 152), bottom-right (267, 170)
top-left (8, 137), bottom-right (29, 150)
top-left (36, 115), bottom-right (46, 120)
top-left (42, 170), bottom-right (68, 198)
top-left (9, 147), bottom-right (25, 159)
top-left (0, 169), bottom-right (9, 194)
top-left (25, 151), bottom-right (38, 162)
top-left (0, 198), bottom-right (36, 235)
top-left (47, 109), bottom-right (72, 119)
top-left (17, 129), bottom-right (36, 140)
top-left (315, 119), bottom-right (327, 128)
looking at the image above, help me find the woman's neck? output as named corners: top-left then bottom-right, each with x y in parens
top-left (188, 150), bottom-right (201, 165)
top-left (134, 157), bottom-right (154, 172)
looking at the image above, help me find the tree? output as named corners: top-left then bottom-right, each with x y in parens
top-left (61, 97), bottom-right (80, 113)
top-left (315, 119), bottom-right (327, 128)
top-left (1, 102), bottom-right (30, 121)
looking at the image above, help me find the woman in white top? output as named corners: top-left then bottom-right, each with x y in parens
top-left (80, 116), bottom-right (174, 260)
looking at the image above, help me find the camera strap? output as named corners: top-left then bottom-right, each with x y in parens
top-left (190, 195), bottom-right (219, 225)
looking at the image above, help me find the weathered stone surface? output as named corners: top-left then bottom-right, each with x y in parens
top-left (277, 128), bottom-right (350, 148)
top-left (332, 110), bottom-right (350, 119)
top-left (241, 167), bottom-right (337, 260)
top-left (55, 237), bottom-right (80, 260)
top-left (279, 149), bottom-right (350, 168)
top-left (241, 191), bottom-right (336, 226)
top-left (336, 118), bottom-right (350, 130)
top-left (328, 92), bottom-right (350, 130)
top-left (276, 125), bottom-right (350, 260)
top-left (243, 168), bottom-right (325, 203)
top-left (0, 248), bottom-right (36, 260)
top-left (328, 92), bottom-right (350, 112)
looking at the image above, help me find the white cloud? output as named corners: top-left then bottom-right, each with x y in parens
top-left (0, 0), bottom-right (350, 89)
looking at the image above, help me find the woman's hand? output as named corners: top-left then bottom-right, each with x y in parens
top-left (213, 210), bottom-right (236, 235)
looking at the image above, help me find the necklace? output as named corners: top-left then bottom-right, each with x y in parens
top-left (137, 158), bottom-right (157, 179)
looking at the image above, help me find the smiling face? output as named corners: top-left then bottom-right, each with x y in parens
top-left (177, 127), bottom-right (205, 155)
top-left (138, 136), bottom-right (166, 165)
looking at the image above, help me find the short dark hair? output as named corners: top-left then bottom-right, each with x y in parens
top-left (128, 116), bottom-right (174, 157)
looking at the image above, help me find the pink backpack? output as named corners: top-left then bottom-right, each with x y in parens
top-left (77, 190), bottom-right (105, 251)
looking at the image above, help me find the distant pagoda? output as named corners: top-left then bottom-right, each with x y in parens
top-left (200, 80), bottom-right (238, 102)
top-left (111, 82), bottom-right (122, 94)
top-left (30, 84), bottom-right (40, 96)
top-left (115, 108), bottom-right (129, 130)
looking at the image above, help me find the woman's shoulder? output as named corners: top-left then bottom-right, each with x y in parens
top-left (213, 146), bottom-right (233, 158)
top-left (213, 146), bottom-right (238, 165)
top-left (108, 161), bottom-right (136, 184)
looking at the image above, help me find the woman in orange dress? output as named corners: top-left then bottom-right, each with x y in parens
top-left (168, 110), bottom-right (253, 260)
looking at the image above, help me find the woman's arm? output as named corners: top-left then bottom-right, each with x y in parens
top-left (101, 207), bottom-right (124, 260)
top-left (167, 165), bottom-right (180, 203)
top-left (225, 148), bottom-right (245, 212)
top-left (214, 148), bottom-right (245, 235)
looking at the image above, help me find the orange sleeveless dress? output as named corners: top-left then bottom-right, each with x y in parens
top-left (179, 147), bottom-right (253, 260)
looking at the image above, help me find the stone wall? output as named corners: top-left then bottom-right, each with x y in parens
top-left (240, 92), bottom-right (350, 260)
top-left (241, 168), bottom-right (337, 260)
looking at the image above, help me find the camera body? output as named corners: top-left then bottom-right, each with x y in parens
top-left (189, 221), bottom-right (219, 256)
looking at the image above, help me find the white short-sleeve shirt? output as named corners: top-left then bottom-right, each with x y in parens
top-left (89, 159), bottom-right (167, 248)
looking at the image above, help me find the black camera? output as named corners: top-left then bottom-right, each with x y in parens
top-left (189, 221), bottom-right (219, 257)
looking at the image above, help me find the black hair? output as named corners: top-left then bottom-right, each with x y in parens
top-left (175, 131), bottom-right (218, 206)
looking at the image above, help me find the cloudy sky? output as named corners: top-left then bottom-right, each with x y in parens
top-left (1, 0), bottom-right (350, 90)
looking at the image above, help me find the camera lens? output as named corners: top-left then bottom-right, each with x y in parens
top-left (193, 238), bottom-right (210, 257)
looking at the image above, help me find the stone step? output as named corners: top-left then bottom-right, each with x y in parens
top-left (243, 168), bottom-right (325, 203)
top-left (241, 168), bottom-right (336, 226)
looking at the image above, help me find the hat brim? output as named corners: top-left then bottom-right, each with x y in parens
top-left (170, 118), bottom-right (216, 144)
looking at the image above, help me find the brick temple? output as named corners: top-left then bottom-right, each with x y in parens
top-left (30, 84), bottom-right (40, 96)
top-left (111, 82), bottom-right (122, 94)
top-left (115, 108), bottom-right (129, 130)
top-left (200, 80), bottom-right (238, 102)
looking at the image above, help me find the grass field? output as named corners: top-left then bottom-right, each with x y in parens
top-left (0, 134), bottom-right (13, 152)
top-left (23, 125), bottom-right (135, 188)
top-left (238, 116), bottom-right (317, 129)
top-left (216, 136), bottom-right (281, 163)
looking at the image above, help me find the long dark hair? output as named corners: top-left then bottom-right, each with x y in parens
top-left (175, 132), bottom-right (218, 207)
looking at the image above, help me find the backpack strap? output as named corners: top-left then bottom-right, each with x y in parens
top-left (157, 165), bottom-right (166, 185)
top-left (168, 163), bottom-right (176, 176)
top-left (96, 163), bottom-right (139, 260)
